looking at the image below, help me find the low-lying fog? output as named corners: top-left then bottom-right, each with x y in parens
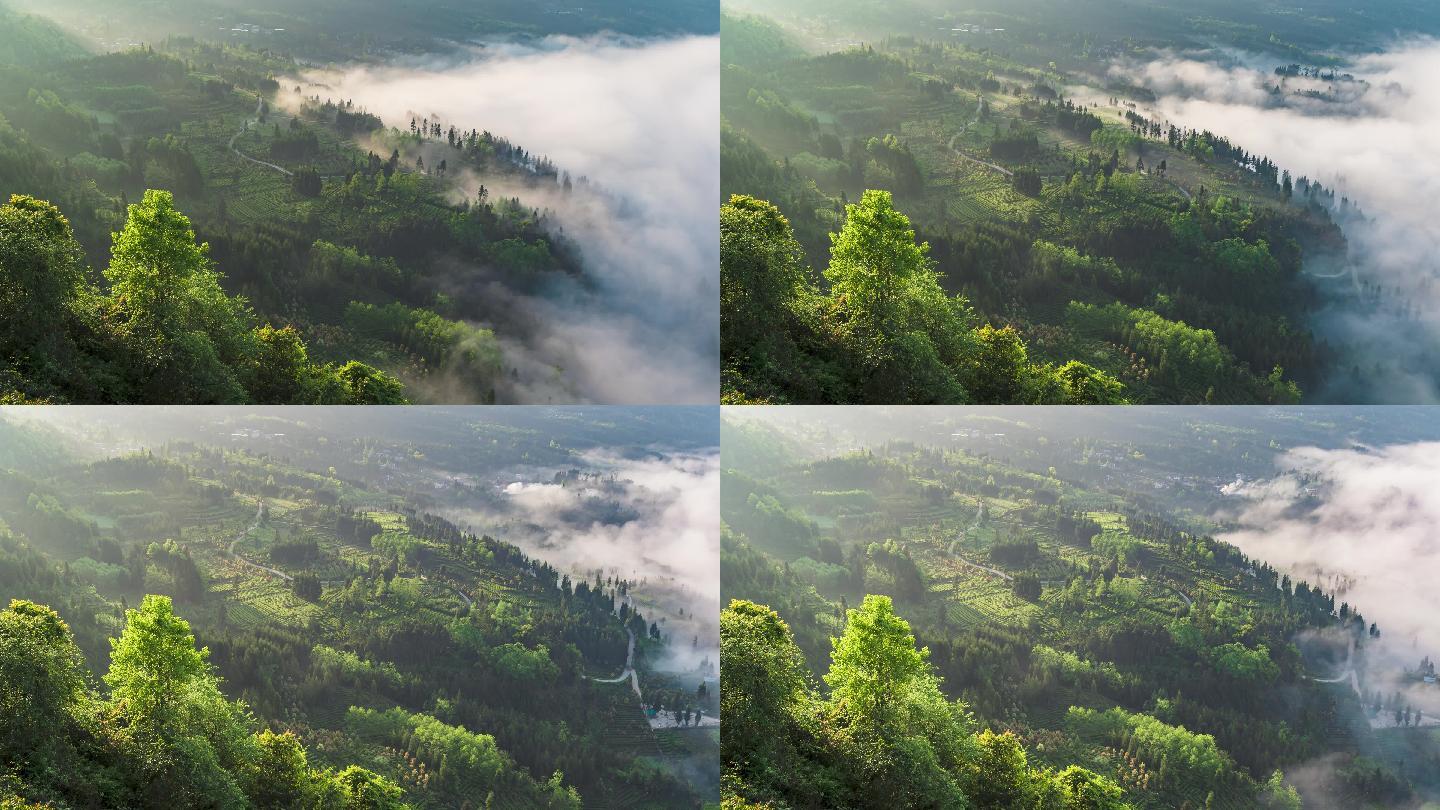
top-left (1110, 39), bottom-right (1440, 403)
top-left (293, 34), bottom-right (719, 404)
top-left (442, 448), bottom-right (721, 675)
top-left (1220, 442), bottom-right (1440, 728)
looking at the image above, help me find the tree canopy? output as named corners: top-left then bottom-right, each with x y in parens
top-left (720, 597), bottom-right (1132, 808)
top-left (719, 191), bottom-right (1128, 404)
top-left (0, 191), bottom-right (407, 404)
top-left (0, 596), bottom-right (414, 809)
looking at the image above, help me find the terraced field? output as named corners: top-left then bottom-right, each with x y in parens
top-left (210, 572), bottom-right (320, 630)
top-left (931, 576), bottom-right (1042, 630)
top-left (578, 683), bottom-right (665, 810)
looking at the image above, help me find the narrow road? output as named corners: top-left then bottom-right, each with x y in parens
top-left (953, 554), bottom-right (1014, 582)
top-left (946, 501), bottom-right (1012, 580)
top-left (448, 583), bottom-right (473, 607)
top-left (1162, 581), bottom-right (1193, 609)
top-left (1310, 635), bottom-right (1361, 689)
top-left (947, 97), bottom-right (1014, 178)
top-left (1311, 636), bottom-right (1358, 686)
top-left (229, 501), bottom-right (294, 582)
top-left (419, 573), bottom-right (473, 607)
top-left (1304, 262), bottom-right (1365, 299)
top-left (591, 626), bottom-right (641, 698)
top-left (588, 611), bottom-right (718, 729)
top-left (948, 499), bottom-right (985, 553)
top-left (1311, 669), bottom-right (1361, 692)
top-left (229, 96), bottom-right (294, 177)
top-left (1161, 176), bottom-right (1192, 201)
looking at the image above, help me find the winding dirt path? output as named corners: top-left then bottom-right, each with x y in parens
top-left (591, 626), bottom-right (641, 698)
top-left (945, 501), bottom-right (1014, 581)
top-left (588, 611), bottom-right (719, 729)
top-left (229, 501), bottom-right (294, 582)
top-left (1310, 635), bottom-right (1360, 689)
top-left (1162, 176), bottom-right (1192, 202)
top-left (947, 96), bottom-right (1013, 178)
top-left (948, 130), bottom-right (1014, 178)
top-left (419, 573), bottom-right (473, 608)
top-left (230, 96), bottom-right (295, 178)
top-left (953, 555), bottom-right (1014, 582)
top-left (1163, 581), bottom-right (1193, 609)
top-left (447, 583), bottom-right (473, 607)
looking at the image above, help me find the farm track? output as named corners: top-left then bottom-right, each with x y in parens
top-left (946, 96), bottom-right (1013, 178)
top-left (1165, 581), bottom-right (1193, 608)
top-left (951, 554), bottom-right (1013, 582)
top-left (230, 96), bottom-right (294, 178)
top-left (445, 580), bottom-right (473, 607)
top-left (1313, 654), bottom-right (1440, 728)
top-left (1164, 176), bottom-right (1192, 201)
top-left (228, 501), bottom-right (294, 582)
top-left (591, 627), bottom-right (641, 698)
top-left (1308, 636), bottom-right (1361, 691)
top-left (944, 500), bottom-right (1014, 581)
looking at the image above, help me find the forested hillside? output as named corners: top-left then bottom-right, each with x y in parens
top-left (720, 410), bottom-right (1440, 808)
top-left (0, 3), bottom-right (618, 403)
top-left (0, 414), bottom-right (715, 808)
top-left (719, 7), bottom-right (1354, 404)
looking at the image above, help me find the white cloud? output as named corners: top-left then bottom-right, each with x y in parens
top-left (1220, 441), bottom-right (1440, 714)
top-left (1114, 40), bottom-right (1440, 402)
top-left (446, 447), bottom-right (720, 671)
top-left (292, 34), bottom-right (719, 403)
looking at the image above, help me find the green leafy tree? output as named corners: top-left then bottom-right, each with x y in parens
top-left (243, 729), bottom-right (312, 808)
top-left (317, 360), bottom-right (409, 405)
top-left (105, 594), bottom-right (210, 740)
top-left (316, 765), bottom-right (410, 809)
top-left (105, 190), bottom-right (241, 340)
top-left (1049, 360), bottom-right (1127, 404)
top-left (825, 189), bottom-right (933, 340)
top-left (0, 195), bottom-right (87, 358)
top-left (248, 324), bottom-right (311, 403)
top-left (104, 594), bottom-right (255, 808)
top-left (964, 324), bottom-right (1028, 403)
top-left (0, 600), bottom-right (88, 767)
top-left (823, 190), bottom-right (977, 401)
top-left (720, 600), bottom-right (810, 768)
top-left (720, 195), bottom-right (810, 360)
top-left (103, 190), bottom-right (252, 402)
top-left (1052, 765), bottom-right (1130, 809)
top-left (1258, 769), bottom-right (1301, 809)
top-left (1267, 365), bottom-right (1301, 405)
top-left (962, 729), bottom-right (1032, 806)
top-left (1211, 642), bottom-right (1279, 683)
top-left (823, 594), bottom-right (977, 806)
top-left (825, 594), bottom-right (930, 732)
